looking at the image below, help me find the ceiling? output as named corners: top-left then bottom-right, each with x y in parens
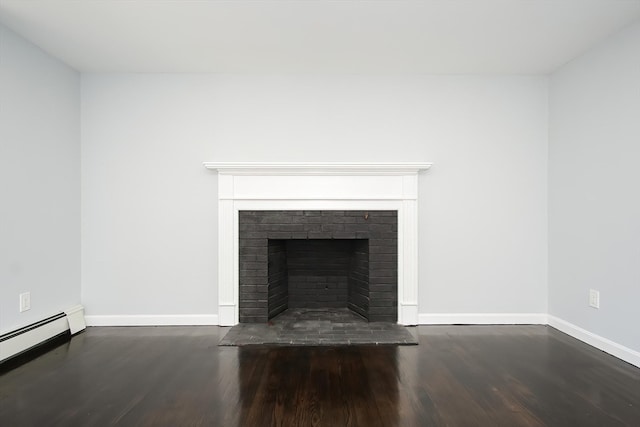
top-left (1, 0), bottom-right (639, 74)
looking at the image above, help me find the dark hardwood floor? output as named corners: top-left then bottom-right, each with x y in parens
top-left (1, 325), bottom-right (639, 426)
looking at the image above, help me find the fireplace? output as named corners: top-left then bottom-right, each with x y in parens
top-left (239, 210), bottom-right (397, 323)
top-left (203, 162), bottom-right (431, 326)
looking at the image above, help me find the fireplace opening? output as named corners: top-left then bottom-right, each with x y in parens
top-left (268, 239), bottom-right (370, 321)
top-left (239, 210), bottom-right (397, 323)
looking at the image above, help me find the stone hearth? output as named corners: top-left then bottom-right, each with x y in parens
top-left (219, 308), bottom-right (418, 346)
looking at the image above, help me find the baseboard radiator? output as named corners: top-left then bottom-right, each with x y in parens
top-left (0, 305), bottom-right (86, 363)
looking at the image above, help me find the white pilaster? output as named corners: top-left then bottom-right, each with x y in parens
top-left (218, 198), bottom-right (236, 326)
top-left (399, 199), bottom-right (419, 325)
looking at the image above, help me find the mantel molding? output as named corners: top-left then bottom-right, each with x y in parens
top-left (203, 162), bottom-right (432, 176)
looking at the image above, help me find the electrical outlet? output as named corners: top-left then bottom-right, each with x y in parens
top-left (19, 292), bottom-right (31, 312)
top-left (589, 289), bottom-right (600, 309)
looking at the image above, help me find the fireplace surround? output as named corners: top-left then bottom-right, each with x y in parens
top-left (239, 210), bottom-right (397, 323)
top-left (204, 162), bottom-right (432, 326)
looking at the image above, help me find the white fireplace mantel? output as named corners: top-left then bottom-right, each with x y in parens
top-left (204, 162), bottom-right (431, 176)
top-left (204, 161), bottom-right (432, 326)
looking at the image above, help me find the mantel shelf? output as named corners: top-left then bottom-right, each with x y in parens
top-left (203, 162), bottom-right (432, 176)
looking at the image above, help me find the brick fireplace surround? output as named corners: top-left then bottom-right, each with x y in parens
top-left (239, 210), bottom-right (398, 323)
top-left (204, 162), bottom-right (432, 326)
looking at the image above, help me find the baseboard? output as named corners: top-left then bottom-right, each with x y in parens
top-left (84, 314), bottom-right (219, 326)
top-left (548, 315), bottom-right (640, 368)
top-left (11, 310), bottom-right (637, 368)
top-left (418, 313), bottom-right (548, 325)
top-left (0, 305), bottom-right (86, 363)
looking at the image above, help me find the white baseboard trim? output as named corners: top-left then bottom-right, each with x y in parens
top-left (82, 312), bottom-right (639, 368)
top-left (418, 313), bottom-right (548, 325)
top-left (548, 315), bottom-right (640, 368)
top-left (85, 314), bottom-right (219, 327)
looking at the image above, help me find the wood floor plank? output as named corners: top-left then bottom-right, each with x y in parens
top-left (1, 325), bottom-right (640, 426)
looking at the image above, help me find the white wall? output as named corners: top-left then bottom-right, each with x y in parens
top-left (80, 74), bottom-right (548, 321)
top-left (0, 24), bottom-right (80, 334)
top-left (549, 22), bottom-right (640, 352)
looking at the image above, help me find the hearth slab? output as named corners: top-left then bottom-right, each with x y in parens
top-left (219, 308), bottom-right (418, 346)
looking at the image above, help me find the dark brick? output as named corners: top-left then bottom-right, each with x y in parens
top-left (368, 291), bottom-right (392, 300)
top-left (267, 232), bottom-right (293, 239)
top-left (292, 215), bottom-right (324, 224)
top-left (238, 216), bottom-right (260, 224)
top-left (260, 214), bottom-right (293, 224)
top-left (343, 223), bottom-right (370, 232)
top-left (301, 224), bottom-right (322, 232)
top-left (241, 254), bottom-right (268, 262)
top-left (240, 246), bottom-right (266, 255)
top-left (242, 269), bottom-right (268, 277)
top-left (307, 232), bottom-right (333, 239)
top-left (369, 270), bottom-right (396, 279)
top-left (241, 231), bottom-right (268, 239)
top-left (239, 238), bottom-right (267, 247)
top-left (369, 223), bottom-right (395, 232)
top-left (239, 285), bottom-right (268, 295)
top-left (342, 216), bottom-right (363, 223)
top-left (369, 253), bottom-right (397, 263)
top-left (240, 300), bottom-right (268, 308)
top-left (369, 245), bottom-right (397, 254)
top-left (369, 314), bottom-right (395, 322)
top-left (239, 211), bottom-right (263, 216)
top-left (322, 210), bottom-right (344, 216)
top-left (369, 231), bottom-right (397, 239)
top-left (240, 222), bottom-right (258, 231)
top-left (238, 209), bottom-right (398, 322)
top-left (369, 283), bottom-right (396, 291)
top-left (372, 211), bottom-right (397, 217)
top-left (240, 316), bottom-right (267, 323)
top-left (370, 238), bottom-right (397, 246)
top-left (369, 305), bottom-right (397, 313)
top-left (370, 217), bottom-right (398, 224)
top-left (240, 262), bottom-right (265, 270)
top-left (264, 224), bottom-right (306, 232)
top-left (241, 277), bottom-right (267, 285)
top-left (321, 224), bottom-right (344, 232)
top-left (239, 307), bottom-right (268, 316)
top-left (368, 261), bottom-right (396, 270)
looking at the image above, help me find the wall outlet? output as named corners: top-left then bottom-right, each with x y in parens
top-left (589, 289), bottom-right (600, 309)
top-left (19, 292), bottom-right (31, 312)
